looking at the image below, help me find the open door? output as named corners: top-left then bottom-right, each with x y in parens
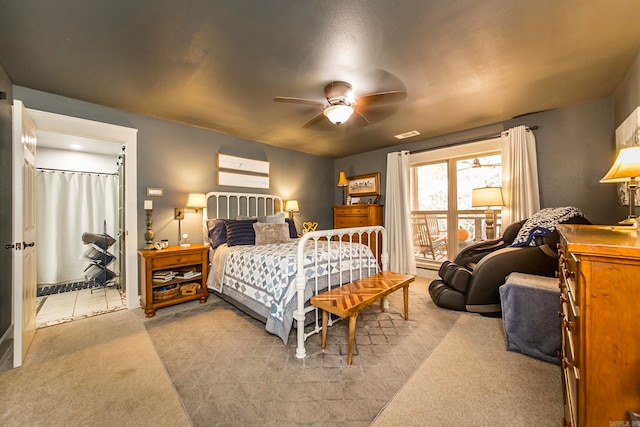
top-left (12, 100), bottom-right (37, 368)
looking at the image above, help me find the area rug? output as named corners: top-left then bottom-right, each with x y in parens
top-left (144, 289), bottom-right (460, 426)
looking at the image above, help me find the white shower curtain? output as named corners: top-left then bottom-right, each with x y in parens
top-left (36, 170), bottom-right (119, 284)
top-left (501, 125), bottom-right (540, 228)
top-left (384, 151), bottom-right (417, 275)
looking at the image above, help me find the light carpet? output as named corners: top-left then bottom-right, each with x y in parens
top-left (0, 309), bottom-right (190, 427)
top-left (372, 313), bottom-right (563, 426)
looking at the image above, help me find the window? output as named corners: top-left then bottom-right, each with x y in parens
top-left (410, 139), bottom-right (502, 267)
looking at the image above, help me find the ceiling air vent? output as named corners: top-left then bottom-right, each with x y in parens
top-left (394, 130), bottom-right (420, 140)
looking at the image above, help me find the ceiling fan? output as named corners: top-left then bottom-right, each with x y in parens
top-left (459, 158), bottom-right (501, 170)
top-left (273, 81), bottom-right (407, 128)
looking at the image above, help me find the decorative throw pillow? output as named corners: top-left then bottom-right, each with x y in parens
top-left (253, 223), bottom-right (291, 245)
top-left (225, 219), bottom-right (257, 246)
top-left (285, 218), bottom-right (298, 238)
top-left (258, 212), bottom-right (286, 224)
top-left (208, 219), bottom-right (233, 249)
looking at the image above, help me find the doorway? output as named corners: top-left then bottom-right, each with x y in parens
top-left (34, 137), bottom-right (125, 327)
top-left (27, 108), bottom-right (139, 313)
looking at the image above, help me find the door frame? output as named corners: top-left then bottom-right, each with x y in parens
top-left (27, 109), bottom-right (139, 309)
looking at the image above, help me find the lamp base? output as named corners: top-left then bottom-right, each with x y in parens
top-left (618, 217), bottom-right (637, 227)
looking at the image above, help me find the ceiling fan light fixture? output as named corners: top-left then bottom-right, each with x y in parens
top-left (323, 104), bottom-right (354, 125)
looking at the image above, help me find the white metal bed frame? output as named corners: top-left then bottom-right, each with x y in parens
top-left (204, 191), bottom-right (388, 358)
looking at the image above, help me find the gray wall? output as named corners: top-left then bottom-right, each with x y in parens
top-left (0, 64), bottom-right (13, 340)
top-left (13, 87), bottom-right (335, 247)
top-left (335, 97), bottom-right (619, 226)
top-left (614, 49), bottom-right (640, 128)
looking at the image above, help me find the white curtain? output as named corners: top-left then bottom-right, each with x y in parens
top-left (384, 151), bottom-right (417, 275)
top-left (36, 170), bottom-right (119, 284)
top-left (501, 125), bottom-right (540, 228)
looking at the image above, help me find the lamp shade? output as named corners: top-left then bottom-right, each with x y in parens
top-left (186, 193), bottom-right (207, 208)
top-left (337, 171), bottom-right (349, 187)
top-left (323, 104), bottom-right (354, 125)
top-left (472, 187), bottom-right (505, 207)
top-left (600, 146), bottom-right (640, 183)
top-left (285, 200), bottom-right (299, 212)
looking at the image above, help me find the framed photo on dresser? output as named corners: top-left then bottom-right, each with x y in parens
top-left (347, 173), bottom-right (380, 197)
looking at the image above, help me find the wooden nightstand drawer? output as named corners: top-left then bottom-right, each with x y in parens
top-left (151, 252), bottom-right (203, 269)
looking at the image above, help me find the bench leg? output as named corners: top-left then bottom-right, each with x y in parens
top-left (348, 313), bottom-right (358, 365)
top-left (380, 297), bottom-right (385, 312)
top-left (321, 310), bottom-right (328, 350)
top-left (403, 285), bottom-right (409, 320)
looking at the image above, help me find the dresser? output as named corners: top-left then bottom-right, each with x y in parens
top-left (557, 224), bottom-right (640, 426)
top-left (333, 204), bottom-right (383, 229)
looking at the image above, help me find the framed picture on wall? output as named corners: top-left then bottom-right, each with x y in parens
top-left (347, 173), bottom-right (380, 197)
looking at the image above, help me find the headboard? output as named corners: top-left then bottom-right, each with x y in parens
top-left (205, 191), bottom-right (283, 221)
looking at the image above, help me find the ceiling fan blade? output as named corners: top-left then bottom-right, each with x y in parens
top-left (353, 110), bottom-right (369, 125)
top-left (273, 96), bottom-right (324, 106)
top-left (357, 90), bottom-right (407, 106)
top-left (301, 112), bottom-right (326, 128)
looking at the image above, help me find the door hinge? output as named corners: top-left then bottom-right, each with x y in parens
top-left (5, 242), bottom-right (22, 250)
top-left (23, 242), bottom-right (35, 248)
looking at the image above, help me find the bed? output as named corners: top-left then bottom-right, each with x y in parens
top-left (202, 191), bottom-right (388, 358)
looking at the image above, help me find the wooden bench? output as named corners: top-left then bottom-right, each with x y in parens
top-left (309, 271), bottom-right (415, 365)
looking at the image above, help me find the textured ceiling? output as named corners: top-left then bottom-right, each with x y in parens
top-left (1, 0), bottom-right (639, 158)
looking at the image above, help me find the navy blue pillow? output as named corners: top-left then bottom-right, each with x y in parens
top-left (208, 219), bottom-right (232, 250)
top-left (226, 219), bottom-right (257, 246)
top-left (285, 218), bottom-right (298, 238)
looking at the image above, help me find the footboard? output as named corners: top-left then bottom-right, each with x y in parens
top-left (294, 225), bottom-right (388, 358)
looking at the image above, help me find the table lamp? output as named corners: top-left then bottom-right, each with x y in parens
top-left (337, 171), bottom-right (349, 205)
top-left (472, 186), bottom-right (505, 240)
top-left (285, 200), bottom-right (299, 218)
top-left (175, 193), bottom-right (207, 245)
top-left (600, 146), bottom-right (640, 226)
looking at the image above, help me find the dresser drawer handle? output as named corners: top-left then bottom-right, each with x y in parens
top-left (176, 257), bottom-right (182, 263)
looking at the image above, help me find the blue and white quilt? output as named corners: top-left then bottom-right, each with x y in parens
top-left (207, 240), bottom-right (379, 343)
top-left (510, 206), bottom-right (583, 247)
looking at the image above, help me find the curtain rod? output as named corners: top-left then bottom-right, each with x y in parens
top-left (37, 167), bottom-right (118, 176)
top-left (410, 125), bottom-right (538, 155)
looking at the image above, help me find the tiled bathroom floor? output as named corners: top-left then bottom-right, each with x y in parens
top-left (36, 286), bottom-right (126, 328)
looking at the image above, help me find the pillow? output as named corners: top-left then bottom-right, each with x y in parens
top-left (253, 223), bottom-right (291, 245)
top-left (258, 212), bottom-right (286, 224)
top-left (208, 219), bottom-right (233, 250)
top-left (237, 212), bottom-right (286, 224)
top-left (285, 218), bottom-right (298, 238)
top-left (225, 219), bottom-right (257, 246)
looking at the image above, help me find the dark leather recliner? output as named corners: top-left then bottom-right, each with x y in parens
top-left (428, 214), bottom-right (591, 315)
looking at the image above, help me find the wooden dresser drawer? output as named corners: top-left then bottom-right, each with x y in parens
top-left (334, 206), bottom-right (368, 216)
top-left (335, 217), bottom-right (368, 228)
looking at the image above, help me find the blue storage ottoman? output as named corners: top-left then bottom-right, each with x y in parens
top-left (499, 272), bottom-right (561, 365)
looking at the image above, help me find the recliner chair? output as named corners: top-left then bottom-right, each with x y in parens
top-left (429, 211), bottom-right (590, 315)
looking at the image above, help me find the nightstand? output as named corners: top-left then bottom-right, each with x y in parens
top-left (138, 244), bottom-right (209, 317)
